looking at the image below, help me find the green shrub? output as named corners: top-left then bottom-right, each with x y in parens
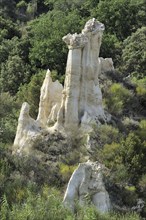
top-left (16, 70), bottom-right (45, 118)
top-left (137, 120), bottom-right (146, 140)
top-left (104, 83), bottom-right (132, 115)
top-left (0, 188), bottom-right (140, 220)
top-left (138, 174), bottom-right (146, 193)
top-left (59, 163), bottom-right (77, 182)
top-left (102, 143), bottom-right (122, 171)
top-left (92, 124), bottom-right (121, 147)
top-left (120, 133), bottom-right (146, 184)
top-left (132, 77), bottom-right (146, 111)
top-left (16, 1), bottom-right (27, 9)
top-left (121, 27), bottom-right (146, 78)
top-left (0, 92), bottom-right (19, 143)
top-left (123, 186), bottom-right (138, 206)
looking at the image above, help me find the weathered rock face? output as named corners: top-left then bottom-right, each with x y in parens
top-left (37, 69), bottom-right (63, 127)
top-left (12, 18), bottom-right (114, 213)
top-left (99, 57), bottom-right (114, 74)
top-left (56, 18), bottom-right (113, 132)
top-left (13, 18), bottom-right (114, 152)
top-left (13, 70), bottom-right (63, 153)
top-left (13, 102), bottom-right (41, 154)
top-left (63, 161), bottom-right (111, 213)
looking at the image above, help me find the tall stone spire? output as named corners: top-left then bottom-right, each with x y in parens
top-left (56, 19), bottom-right (107, 132)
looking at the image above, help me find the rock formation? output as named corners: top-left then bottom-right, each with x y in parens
top-left (12, 18), bottom-right (115, 213)
top-left (63, 161), bottom-right (111, 213)
top-left (13, 102), bottom-right (41, 154)
top-left (13, 18), bottom-right (114, 152)
top-left (98, 57), bottom-right (114, 74)
top-left (37, 69), bottom-right (63, 127)
top-left (13, 71), bottom-right (63, 153)
top-left (56, 19), bottom-right (110, 132)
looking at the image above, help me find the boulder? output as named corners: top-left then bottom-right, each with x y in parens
top-left (63, 161), bottom-right (111, 213)
top-left (13, 102), bottom-right (41, 154)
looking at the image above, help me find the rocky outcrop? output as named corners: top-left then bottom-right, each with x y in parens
top-left (56, 19), bottom-right (113, 132)
top-left (13, 70), bottom-right (63, 153)
top-left (99, 57), bottom-right (114, 74)
top-left (13, 18), bottom-right (114, 152)
top-left (12, 18), bottom-right (115, 213)
top-left (37, 69), bottom-right (63, 127)
top-left (63, 161), bottom-right (111, 213)
top-left (13, 102), bottom-right (41, 154)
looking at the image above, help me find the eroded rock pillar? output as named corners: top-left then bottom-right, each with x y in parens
top-left (57, 19), bottom-right (106, 132)
top-left (79, 19), bottom-right (105, 123)
top-left (37, 69), bottom-right (63, 127)
top-left (57, 33), bottom-right (88, 131)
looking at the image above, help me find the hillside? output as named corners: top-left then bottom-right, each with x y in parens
top-left (0, 0), bottom-right (146, 219)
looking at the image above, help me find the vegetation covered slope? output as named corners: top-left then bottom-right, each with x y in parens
top-left (0, 0), bottom-right (146, 218)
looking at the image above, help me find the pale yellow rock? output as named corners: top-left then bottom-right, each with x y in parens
top-left (13, 102), bottom-right (41, 154)
top-left (99, 57), bottom-right (114, 74)
top-left (63, 161), bottom-right (111, 213)
top-left (13, 70), bottom-right (63, 153)
top-left (57, 18), bottom-right (111, 132)
top-left (13, 19), bottom-right (114, 152)
top-left (37, 69), bottom-right (63, 127)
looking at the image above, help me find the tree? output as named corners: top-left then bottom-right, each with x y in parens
top-left (29, 9), bottom-right (84, 75)
top-left (1, 55), bottom-right (31, 95)
top-left (0, 92), bottom-right (19, 143)
top-left (100, 33), bottom-right (122, 66)
top-left (120, 133), bottom-right (146, 184)
top-left (104, 83), bottom-right (132, 116)
top-left (0, 16), bottom-right (20, 42)
top-left (121, 27), bottom-right (146, 78)
top-left (0, 36), bottom-right (33, 95)
top-left (92, 0), bottom-right (145, 40)
top-left (44, 0), bottom-right (86, 12)
top-left (16, 71), bottom-right (45, 118)
top-left (0, 0), bottom-right (16, 20)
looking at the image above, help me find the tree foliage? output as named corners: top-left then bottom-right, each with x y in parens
top-left (121, 27), bottom-right (146, 78)
top-left (29, 9), bottom-right (85, 74)
top-left (0, 36), bottom-right (32, 95)
top-left (17, 70), bottom-right (45, 118)
top-left (104, 83), bottom-right (132, 115)
top-left (0, 93), bottom-right (19, 143)
top-left (93, 0), bottom-right (145, 40)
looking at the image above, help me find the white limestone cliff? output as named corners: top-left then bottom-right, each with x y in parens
top-left (63, 161), bottom-right (111, 213)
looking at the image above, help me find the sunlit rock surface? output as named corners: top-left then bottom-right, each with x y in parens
top-left (56, 19), bottom-right (111, 132)
top-left (99, 57), bottom-right (114, 74)
top-left (13, 18), bottom-right (114, 152)
top-left (37, 69), bottom-right (63, 127)
top-left (63, 161), bottom-right (111, 213)
top-left (13, 102), bottom-right (41, 154)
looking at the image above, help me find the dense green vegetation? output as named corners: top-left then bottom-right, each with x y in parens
top-left (0, 0), bottom-right (146, 218)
